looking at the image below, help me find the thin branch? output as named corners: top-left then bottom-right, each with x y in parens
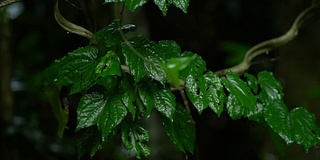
top-left (53, 0), bottom-right (93, 39)
top-left (215, 2), bottom-right (320, 76)
top-left (0, 0), bottom-right (19, 8)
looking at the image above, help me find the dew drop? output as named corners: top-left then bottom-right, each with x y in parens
top-left (67, 32), bottom-right (70, 34)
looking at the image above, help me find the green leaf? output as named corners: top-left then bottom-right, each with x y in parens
top-left (172, 0), bottom-right (189, 13)
top-left (96, 76), bottom-right (118, 90)
top-left (258, 71), bottom-right (283, 103)
top-left (289, 107), bottom-right (320, 150)
top-left (264, 100), bottom-right (320, 150)
top-left (163, 104), bottom-right (195, 153)
top-left (123, 37), bottom-right (179, 84)
top-left (77, 127), bottom-right (103, 159)
top-left (153, 0), bottom-right (171, 15)
top-left (43, 46), bottom-right (98, 94)
top-left (138, 82), bottom-right (176, 119)
top-left (121, 122), bottom-right (150, 158)
top-left (77, 126), bottom-right (116, 159)
top-left (97, 93), bottom-right (128, 141)
top-left (222, 71), bottom-right (256, 111)
top-left (264, 100), bottom-right (293, 144)
top-left (162, 55), bottom-right (196, 87)
top-left (96, 51), bottom-right (122, 77)
top-left (76, 92), bottom-right (106, 131)
top-left (244, 73), bottom-right (259, 94)
top-left (125, 0), bottom-right (148, 12)
top-left (122, 37), bottom-right (147, 84)
top-left (185, 71), bottom-right (226, 115)
top-left (226, 94), bottom-right (247, 119)
top-left (180, 52), bottom-right (206, 79)
top-left (90, 19), bottom-right (136, 49)
top-left (153, 0), bottom-right (189, 15)
top-left (122, 89), bottom-right (137, 120)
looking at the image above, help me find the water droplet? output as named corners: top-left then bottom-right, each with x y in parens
top-left (265, 51), bottom-right (269, 55)
top-left (54, 79), bottom-right (57, 82)
top-left (67, 32), bottom-right (70, 34)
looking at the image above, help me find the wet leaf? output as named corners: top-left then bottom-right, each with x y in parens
top-left (138, 82), bottom-right (176, 120)
top-left (76, 92), bottom-right (106, 131)
top-left (163, 104), bottom-right (195, 153)
top-left (97, 93), bottom-right (128, 142)
top-left (185, 71), bottom-right (226, 115)
top-left (43, 46), bottom-right (98, 94)
top-left (121, 122), bottom-right (150, 158)
top-left (222, 71), bottom-right (256, 111)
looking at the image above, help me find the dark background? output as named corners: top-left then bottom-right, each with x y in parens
top-left (1, 0), bottom-right (320, 159)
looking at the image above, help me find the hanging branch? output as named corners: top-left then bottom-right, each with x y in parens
top-left (0, 0), bottom-right (19, 8)
top-left (53, 0), bottom-right (93, 39)
top-left (215, 1), bottom-right (320, 76)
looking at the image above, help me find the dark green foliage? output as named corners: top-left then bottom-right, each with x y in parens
top-left (42, 1), bottom-right (320, 159)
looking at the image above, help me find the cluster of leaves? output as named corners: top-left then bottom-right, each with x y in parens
top-left (43, 0), bottom-right (320, 159)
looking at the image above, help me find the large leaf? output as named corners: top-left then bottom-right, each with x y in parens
top-left (264, 100), bottom-right (320, 150)
top-left (222, 71), bottom-right (256, 111)
top-left (185, 71), bottom-right (226, 115)
top-left (43, 46), bottom-right (98, 94)
top-left (97, 93), bottom-right (128, 141)
top-left (138, 81), bottom-right (176, 120)
top-left (264, 100), bottom-right (293, 144)
top-left (163, 104), bottom-right (196, 153)
top-left (76, 92), bottom-right (106, 131)
top-left (121, 122), bottom-right (150, 158)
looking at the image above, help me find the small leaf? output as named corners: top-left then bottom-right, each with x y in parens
top-left (138, 82), bottom-right (176, 119)
top-left (162, 55), bottom-right (196, 86)
top-left (258, 71), bottom-right (283, 102)
top-left (122, 90), bottom-right (137, 120)
top-left (244, 73), bottom-right (259, 94)
top-left (96, 51), bottom-right (122, 77)
top-left (76, 92), bottom-right (106, 131)
top-left (97, 93), bottom-right (128, 141)
top-left (222, 71), bottom-right (256, 111)
top-left (121, 122), bottom-right (150, 158)
top-left (163, 104), bottom-right (196, 153)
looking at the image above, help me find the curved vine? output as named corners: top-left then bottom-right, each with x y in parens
top-left (215, 1), bottom-right (320, 76)
top-left (53, 0), bottom-right (93, 39)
